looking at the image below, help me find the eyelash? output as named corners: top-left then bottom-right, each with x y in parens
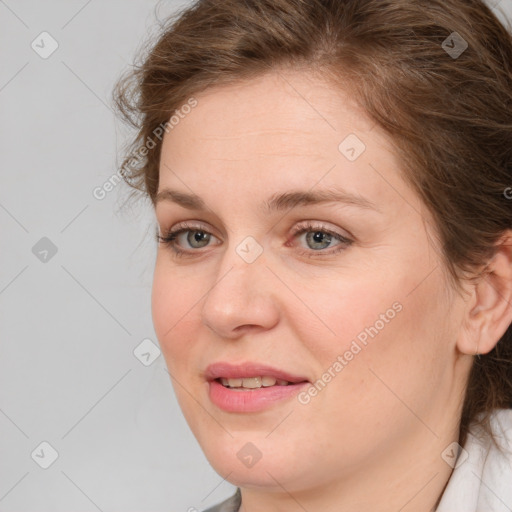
top-left (156, 221), bottom-right (353, 258)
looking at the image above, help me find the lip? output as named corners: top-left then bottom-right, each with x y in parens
top-left (204, 361), bottom-right (310, 413)
top-left (204, 361), bottom-right (309, 383)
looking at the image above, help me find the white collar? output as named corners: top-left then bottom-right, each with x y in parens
top-left (436, 408), bottom-right (512, 511)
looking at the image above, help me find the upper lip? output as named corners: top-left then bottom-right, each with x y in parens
top-left (205, 362), bottom-right (310, 383)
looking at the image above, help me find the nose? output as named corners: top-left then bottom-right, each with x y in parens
top-left (200, 241), bottom-right (280, 339)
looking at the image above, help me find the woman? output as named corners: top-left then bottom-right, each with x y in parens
top-left (113, 0), bottom-right (512, 510)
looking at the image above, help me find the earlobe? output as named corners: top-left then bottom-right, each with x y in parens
top-left (458, 231), bottom-right (512, 356)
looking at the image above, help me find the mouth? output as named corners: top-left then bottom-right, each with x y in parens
top-left (205, 362), bottom-right (311, 412)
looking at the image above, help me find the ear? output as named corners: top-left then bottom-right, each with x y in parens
top-left (457, 230), bottom-right (512, 356)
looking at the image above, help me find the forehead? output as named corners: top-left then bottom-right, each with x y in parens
top-left (157, 70), bottom-right (422, 220)
top-left (162, 70), bottom-right (374, 158)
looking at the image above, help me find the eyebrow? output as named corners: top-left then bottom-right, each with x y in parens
top-left (155, 188), bottom-right (380, 213)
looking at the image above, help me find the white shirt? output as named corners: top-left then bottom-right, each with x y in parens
top-left (436, 408), bottom-right (512, 511)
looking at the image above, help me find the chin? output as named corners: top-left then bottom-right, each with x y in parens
top-left (198, 436), bottom-right (313, 491)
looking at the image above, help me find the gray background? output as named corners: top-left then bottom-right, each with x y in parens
top-left (1, 1), bottom-right (511, 511)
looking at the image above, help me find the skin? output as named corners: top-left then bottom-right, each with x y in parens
top-left (151, 69), bottom-right (512, 512)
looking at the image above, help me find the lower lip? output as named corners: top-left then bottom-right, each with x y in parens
top-left (208, 379), bottom-right (310, 413)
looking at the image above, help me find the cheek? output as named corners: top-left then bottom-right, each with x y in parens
top-left (329, 273), bottom-right (450, 413)
top-left (151, 262), bottom-right (201, 369)
top-left (151, 265), bottom-right (209, 428)
top-left (300, 263), bottom-right (449, 404)
top-left (296, 270), bottom-right (407, 362)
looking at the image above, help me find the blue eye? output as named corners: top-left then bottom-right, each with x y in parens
top-left (290, 221), bottom-right (352, 256)
top-left (303, 231), bottom-right (336, 250)
top-left (181, 230), bottom-right (211, 249)
top-left (157, 220), bottom-right (353, 258)
top-left (157, 223), bottom-right (218, 256)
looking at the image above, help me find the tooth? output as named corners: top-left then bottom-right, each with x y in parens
top-left (241, 377), bottom-right (262, 388)
top-left (262, 376), bottom-right (277, 387)
top-left (220, 376), bottom-right (290, 389)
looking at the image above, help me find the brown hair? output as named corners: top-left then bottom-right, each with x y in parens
top-left (113, 0), bottom-right (512, 448)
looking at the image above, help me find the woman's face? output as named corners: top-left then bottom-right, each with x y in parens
top-left (152, 70), bottom-right (470, 493)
